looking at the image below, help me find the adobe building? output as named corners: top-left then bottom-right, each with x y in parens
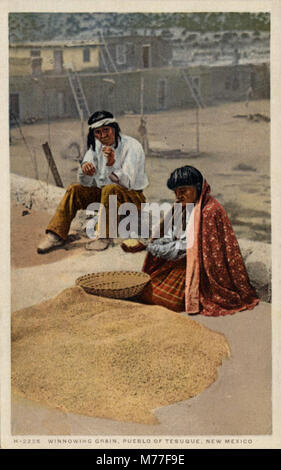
top-left (97, 35), bottom-right (173, 72)
top-left (9, 38), bottom-right (269, 123)
top-left (9, 40), bottom-right (101, 76)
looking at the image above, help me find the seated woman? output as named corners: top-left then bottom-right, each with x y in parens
top-left (139, 165), bottom-right (259, 316)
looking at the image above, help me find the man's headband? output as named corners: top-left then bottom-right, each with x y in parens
top-left (89, 118), bottom-right (116, 129)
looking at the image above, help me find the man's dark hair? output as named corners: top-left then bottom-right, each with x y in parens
top-left (87, 110), bottom-right (121, 151)
top-left (167, 165), bottom-right (203, 198)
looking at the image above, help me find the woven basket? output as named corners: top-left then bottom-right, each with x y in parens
top-left (75, 271), bottom-right (151, 299)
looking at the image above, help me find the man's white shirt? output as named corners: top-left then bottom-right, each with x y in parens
top-left (77, 135), bottom-right (149, 190)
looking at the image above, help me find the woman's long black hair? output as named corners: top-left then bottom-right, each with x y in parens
top-left (167, 165), bottom-right (203, 199)
top-left (87, 111), bottom-right (121, 151)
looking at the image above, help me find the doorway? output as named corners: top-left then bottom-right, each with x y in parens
top-left (31, 58), bottom-right (42, 75)
top-left (9, 93), bottom-right (20, 122)
top-left (57, 92), bottom-right (65, 118)
top-left (157, 79), bottom-right (167, 110)
top-left (54, 50), bottom-right (63, 73)
top-left (142, 45), bottom-right (151, 69)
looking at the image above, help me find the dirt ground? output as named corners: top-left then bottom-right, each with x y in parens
top-left (9, 100), bottom-right (272, 438)
top-left (11, 203), bottom-right (88, 268)
top-left (10, 99), bottom-right (270, 244)
top-left (10, 224), bottom-right (272, 437)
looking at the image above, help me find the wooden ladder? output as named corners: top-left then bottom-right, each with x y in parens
top-left (67, 65), bottom-right (90, 120)
top-left (180, 69), bottom-right (205, 109)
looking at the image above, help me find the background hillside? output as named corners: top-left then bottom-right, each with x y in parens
top-left (9, 12), bottom-right (270, 43)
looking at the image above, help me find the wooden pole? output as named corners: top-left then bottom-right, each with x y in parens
top-left (140, 75), bottom-right (144, 116)
top-left (81, 118), bottom-right (85, 155)
top-left (11, 111), bottom-right (39, 180)
top-left (196, 106), bottom-right (200, 154)
top-left (33, 150), bottom-right (39, 182)
top-left (42, 142), bottom-right (64, 188)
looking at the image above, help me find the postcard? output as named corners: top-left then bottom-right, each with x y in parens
top-left (1, 0), bottom-right (281, 451)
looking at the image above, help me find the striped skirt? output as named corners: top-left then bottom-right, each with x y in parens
top-left (140, 255), bottom-right (186, 312)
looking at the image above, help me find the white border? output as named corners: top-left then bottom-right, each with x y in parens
top-left (1, 0), bottom-right (280, 450)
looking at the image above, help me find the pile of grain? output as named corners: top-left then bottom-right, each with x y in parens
top-left (12, 286), bottom-right (230, 424)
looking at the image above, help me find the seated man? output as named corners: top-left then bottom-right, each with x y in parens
top-left (139, 165), bottom-right (259, 317)
top-left (37, 110), bottom-right (148, 253)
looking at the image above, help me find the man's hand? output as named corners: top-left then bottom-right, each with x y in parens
top-left (82, 162), bottom-right (96, 176)
top-left (102, 146), bottom-right (115, 166)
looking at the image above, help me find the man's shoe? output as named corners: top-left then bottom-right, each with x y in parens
top-left (85, 238), bottom-right (113, 251)
top-left (37, 232), bottom-right (64, 254)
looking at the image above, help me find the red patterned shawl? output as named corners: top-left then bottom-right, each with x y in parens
top-left (143, 180), bottom-right (259, 316)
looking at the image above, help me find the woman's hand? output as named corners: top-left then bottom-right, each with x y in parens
top-left (82, 162), bottom-right (96, 176)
